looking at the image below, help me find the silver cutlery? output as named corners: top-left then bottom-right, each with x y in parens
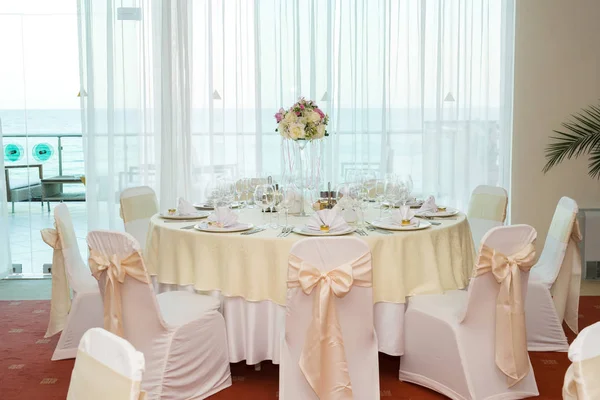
top-left (180, 225), bottom-right (196, 230)
top-left (164, 220), bottom-right (200, 223)
top-left (357, 228), bottom-right (369, 236)
top-left (241, 228), bottom-right (265, 235)
top-left (280, 226), bottom-right (293, 237)
top-left (365, 223), bottom-right (393, 235)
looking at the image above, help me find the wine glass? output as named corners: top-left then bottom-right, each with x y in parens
top-left (235, 178), bottom-right (250, 208)
top-left (278, 184), bottom-right (295, 228)
top-left (220, 178), bottom-right (236, 208)
top-left (397, 174), bottom-right (414, 205)
top-left (204, 180), bottom-right (221, 209)
top-left (384, 179), bottom-right (400, 215)
top-left (375, 179), bottom-right (386, 218)
top-left (254, 183), bottom-right (276, 227)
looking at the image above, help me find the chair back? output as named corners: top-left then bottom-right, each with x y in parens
top-left (86, 230), bottom-right (167, 352)
top-left (461, 224), bottom-right (537, 391)
top-left (467, 185), bottom-right (508, 247)
top-left (535, 196), bottom-right (579, 284)
top-left (67, 327), bottom-right (145, 400)
top-left (120, 186), bottom-right (158, 249)
top-left (563, 322), bottom-right (600, 399)
top-left (284, 237), bottom-right (379, 399)
top-left (53, 204), bottom-right (96, 292)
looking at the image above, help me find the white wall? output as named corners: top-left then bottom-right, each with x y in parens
top-left (511, 0), bottom-right (600, 251)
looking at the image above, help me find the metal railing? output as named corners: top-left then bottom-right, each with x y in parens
top-left (3, 133), bottom-right (83, 177)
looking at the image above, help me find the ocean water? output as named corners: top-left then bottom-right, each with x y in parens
top-left (1, 108), bottom-right (502, 191)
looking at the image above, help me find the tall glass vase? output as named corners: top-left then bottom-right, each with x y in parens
top-left (282, 138), bottom-right (322, 216)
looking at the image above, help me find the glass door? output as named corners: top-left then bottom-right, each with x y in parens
top-left (0, 1), bottom-right (85, 276)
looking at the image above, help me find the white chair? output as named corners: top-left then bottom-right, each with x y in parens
top-left (526, 196), bottom-right (581, 352)
top-left (120, 186), bottom-right (159, 250)
top-left (86, 230), bottom-right (231, 400)
top-left (280, 237), bottom-right (380, 400)
top-left (466, 184), bottom-right (508, 247)
top-left (400, 225), bottom-right (539, 400)
top-left (563, 322), bottom-right (600, 399)
top-left (41, 203), bottom-right (103, 360)
top-left (67, 328), bottom-right (145, 400)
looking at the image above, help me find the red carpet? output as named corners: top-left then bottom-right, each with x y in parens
top-left (1, 298), bottom-right (598, 399)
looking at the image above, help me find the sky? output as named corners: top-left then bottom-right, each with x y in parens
top-left (0, 1), bottom-right (80, 109)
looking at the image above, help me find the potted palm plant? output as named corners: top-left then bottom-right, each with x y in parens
top-left (544, 102), bottom-right (600, 177)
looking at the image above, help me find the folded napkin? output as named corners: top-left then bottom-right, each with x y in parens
top-left (305, 209), bottom-right (349, 233)
top-left (391, 205), bottom-right (416, 225)
top-left (177, 197), bottom-right (198, 216)
top-left (417, 195), bottom-right (438, 214)
top-left (207, 207), bottom-right (239, 228)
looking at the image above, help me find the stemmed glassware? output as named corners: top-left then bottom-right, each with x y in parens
top-left (254, 183), bottom-right (276, 228)
top-left (204, 180), bottom-right (222, 209)
top-left (278, 184), bottom-right (295, 228)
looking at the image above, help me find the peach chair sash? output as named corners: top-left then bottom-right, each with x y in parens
top-left (553, 218), bottom-right (583, 335)
top-left (287, 252), bottom-right (372, 400)
top-left (41, 227), bottom-right (72, 338)
top-left (119, 193), bottom-right (159, 223)
top-left (563, 354), bottom-right (600, 400)
top-left (473, 243), bottom-right (536, 387)
top-left (88, 250), bottom-right (149, 337)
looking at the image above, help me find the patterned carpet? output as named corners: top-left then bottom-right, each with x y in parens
top-left (1, 298), bottom-right (598, 399)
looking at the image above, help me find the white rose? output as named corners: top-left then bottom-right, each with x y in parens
top-left (308, 110), bottom-right (321, 123)
top-left (284, 112), bottom-right (297, 124)
top-left (278, 122), bottom-right (288, 138)
top-left (316, 124), bottom-right (326, 138)
top-left (288, 122), bottom-right (306, 140)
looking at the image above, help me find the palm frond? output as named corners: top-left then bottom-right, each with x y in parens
top-left (543, 101), bottom-right (600, 178)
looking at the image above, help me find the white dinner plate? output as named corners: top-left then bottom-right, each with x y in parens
top-left (416, 207), bottom-right (459, 218)
top-left (369, 218), bottom-right (432, 231)
top-left (193, 203), bottom-right (242, 210)
top-left (292, 226), bottom-right (357, 236)
top-left (193, 203), bottom-right (214, 210)
top-left (194, 222), bottom-right (254, 233)
top-left (159, 211), bottom-right (210, 220)
top-left (382, 200), bottom-right (424, 209)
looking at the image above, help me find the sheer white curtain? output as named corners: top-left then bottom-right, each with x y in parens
top-left (191, 0), bottom-right (515, 208)
top-left (78, 0), bottom-right (515, 226)
top-left (0, 132), bottom-right (12, 278)
top-left (77, 0), bottom-right (192, 229)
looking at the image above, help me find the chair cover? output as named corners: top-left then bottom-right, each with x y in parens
top-left (41, 203), bottom-right (103, 360)
top-left (279, 237), bottom-right (380, 400)
top-left (87, 230), bottom-right (231, 400)
top-left (67, 328), bottom-right (145, 400)
top-left (526, 196), bottom-right (581, 351)
top-left (563, 322), bottom-right (600, 399)
top-left (466, 185), bottom-right (508, 247)
top-left (400, 225), bottom-right (539, 400)
top-left (120, 186), bottom-right (159, 250)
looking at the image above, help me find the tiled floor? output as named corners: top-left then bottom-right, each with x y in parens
top-left (7, 202), bottom-right (88, 275)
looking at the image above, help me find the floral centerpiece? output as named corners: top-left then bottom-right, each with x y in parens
top-left (275, 98), bottom-right (329, 140)
top-left (275, 98), bottom-right (329, 216)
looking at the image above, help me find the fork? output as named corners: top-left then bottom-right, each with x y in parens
top-left (277, 226), bottom-right (289, 237)
top-left (283, 226), bottom-right (294, 237)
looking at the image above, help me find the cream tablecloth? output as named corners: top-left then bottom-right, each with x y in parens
top-left (145, 208), bottom-right (476, 363)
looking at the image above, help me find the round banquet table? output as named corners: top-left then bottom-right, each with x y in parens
top-left (144, 207), bottom-right (476, 364)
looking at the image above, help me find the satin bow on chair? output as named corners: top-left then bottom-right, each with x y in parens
top-left (88, 250), bottom-right (148, 338)
top-left (41, 227), bottom-right (72, 338)
top-left (288, 253), bottom-right (372, 400)
top-left (473, 243), bottom-right (536, 387)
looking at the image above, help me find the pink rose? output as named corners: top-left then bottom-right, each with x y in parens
top-left (275, 112), bottom-right (283, 123)
top-left (315, 108), bottom-right (325, 119)
top-left (300, 104), bottom-right (305, 110)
